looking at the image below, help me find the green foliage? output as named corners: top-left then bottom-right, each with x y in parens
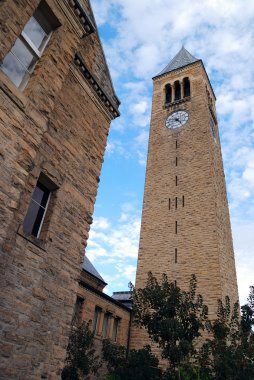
top-left (62, 322), bottom-right (100, 380)
top-left (102, 339), bottom-right (161, 380)
top-left (102, 339), bottom-right (126, 373)
top-left (133, 272), bottom-right (208, 369)
top-left (199, 288), bottom-right (254, 380)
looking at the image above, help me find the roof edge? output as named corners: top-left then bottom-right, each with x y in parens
top-left (152, 59), bottom-right (202, 80)
top-left (152, 59), bottom-right (216, 100)
top-left (82, 268), bottom-right (108, 286)
top-left (79, 280), bottom-right (132, 312)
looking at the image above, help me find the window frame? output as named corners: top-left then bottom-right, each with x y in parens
top-left (112, 317), bottom-right (121, 342)
top-left (23, 173), bottom-right (57, 239)
top-left (1, 0), bottom-right (58, 90)
top-left (92, 306), bottom-right (102, 334)
top-left (102, 312), bottom-right (111, 339)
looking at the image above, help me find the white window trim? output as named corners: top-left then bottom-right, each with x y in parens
top-left (37, 191), bottom-right (51, 238)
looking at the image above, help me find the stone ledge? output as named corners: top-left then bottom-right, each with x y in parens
top-left (68, 0), bottom-right (96, 36)
top-left (16, 225), bottom-right (46, 252)
top-left (74, 53), bottom-right (120, 119)
top-left (164, 96), bottom-right (191, 109)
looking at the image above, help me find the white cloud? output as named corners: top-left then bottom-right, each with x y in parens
top-left (132, 100), bottom-right (148, 114)
top-left (92, 216), bottom-right (110, 230)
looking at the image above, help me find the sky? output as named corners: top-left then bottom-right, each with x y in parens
top-left (86, 0), bottom-right (254, 306)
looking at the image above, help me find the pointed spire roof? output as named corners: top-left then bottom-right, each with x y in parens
top-left (155, 47), bottom-right (199, 77)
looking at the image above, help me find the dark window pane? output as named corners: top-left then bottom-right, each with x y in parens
top-left (31, 203), bottom-right (45, 236)
top-left (174, 81), bottom-right (181, 100)
top-left (183, 77), bottom-right (190, 97)
top-left (112, 318), bottom-right (120, 342)
top-left (23, 16), bottom-right (48, 51)
top-left (23, 200), bottom-right (43, 235)
top-left (102, 314), bottom-right (109, 338)
top-left (23, 181), bottom-right (50, 237)
top-left (32, 182), bottom-right (49, 207)
top-left (165, 84), bottom-right (172, 103)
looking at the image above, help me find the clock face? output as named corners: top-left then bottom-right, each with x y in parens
top-left (165, 110), bottom-right (189, 129)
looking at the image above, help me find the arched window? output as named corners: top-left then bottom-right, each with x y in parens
top-left (174, 81), bottom-right (181, 101)
top-left (165, 84), bottom-right (172, 103)
top-left (183, 77), bottom-right (190, 97)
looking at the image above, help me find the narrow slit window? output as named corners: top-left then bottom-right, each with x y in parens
top-left (23, 173), bottom-right (57, 238)
top-left (174, 280), bottom-right (177, 287)
top-left (92, 306), bottom-right (102, 334)
top-left (169, 198), bottom-right (171, 210)
top-left (165, 84), bottom-right (172, 103)
top-left (175, 221), bottom-right (178, 234)
top-left (182, 195), bottom-right (185, 207)
top-left (176, 176), bottom-right (178, 186)
top-left (183, 77), bottom-right (191, 97)
top-left (175, 248), bottom-right (178, 263)
top-left (175, 197), bottom-right (178, 209)
top-left (102, 313), bottom-right (111, 339)
top-left (174, 80), bottom-right (181, 100)
top-left (112, 317), bottom-right (121, 342)
top-left (176, 157), bottom-right (178, 166)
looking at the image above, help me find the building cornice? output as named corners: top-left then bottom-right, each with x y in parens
top-left (74, 53), bottom-right (120, 119)
top-left (68, 0), bottom-right (95, 36)
top-left (79, 280), bottom-right (132, 312)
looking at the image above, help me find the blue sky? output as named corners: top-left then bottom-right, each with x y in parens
top-left (86, 0), bottom-right (254, 305)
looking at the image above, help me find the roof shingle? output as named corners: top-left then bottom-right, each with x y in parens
top-left (156, 47), bottom-right (199, 77)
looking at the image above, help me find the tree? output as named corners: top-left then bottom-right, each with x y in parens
top-left (102, 339), bottom-right (161, 380)
top-left (132, 272), bottom-right (208, 371)
top-left (62, 322), bottom-right (100, 380)
top-left (199, 287), bottom-right (254, 380)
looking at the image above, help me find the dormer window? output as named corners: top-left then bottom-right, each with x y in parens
top-left (183, 77), bottom-right (190, 97)
top-left (165, 84), bottom-right (172, 103)
top-left (174, 81), bottom-right (181, 101)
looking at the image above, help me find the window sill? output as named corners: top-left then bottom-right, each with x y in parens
top-left (16, 225), bottom-right (46, 251)
top-left (0, 70), bottom-right (28, 111)
top-left (164, 96), bottom-right (191, 108)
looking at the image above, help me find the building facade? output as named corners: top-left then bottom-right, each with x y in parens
top-left (132, 47), bottom-right (239, 350)
top-left (75, 257), bottom-right (131, 379)
top-left (0, 1), bottom-right (119, 379)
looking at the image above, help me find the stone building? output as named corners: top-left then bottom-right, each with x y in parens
top-left (131, 47), bottom-right (239, 351)
top-left (0, 0), bottom-right (120, 379)
top-left (74, 257), bottom-right (131, 378)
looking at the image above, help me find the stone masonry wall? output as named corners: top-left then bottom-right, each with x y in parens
top-left (0, 1), bottom-right (119, 379)
top-left (131, 62), bottom-right (238, 355)
top-left (77, 277), bottom-right (131, 380)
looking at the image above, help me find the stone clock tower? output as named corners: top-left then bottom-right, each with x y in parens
top-left (132, 47), bottom-right (239, 349)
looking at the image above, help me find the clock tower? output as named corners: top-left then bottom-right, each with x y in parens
top-left (131, 47), bottom-right (239, 349)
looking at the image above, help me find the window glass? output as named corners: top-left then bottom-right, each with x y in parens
top-left (23, 180), bottom-right (50, 237)
top-left (33, 182), bottom-right (50, 207)
top-left (92, 307), bottom-right (101, 333)
top-left (112, 318), bottom-right (120, 342)
top-left (23, 16), bottom-right (48, 51)
top-left (1, 38), bottom-right (35, 87)
top-left (102, 314), bottom-right (110, 338)
top-left (1, 0), bottom-right (59, 88)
